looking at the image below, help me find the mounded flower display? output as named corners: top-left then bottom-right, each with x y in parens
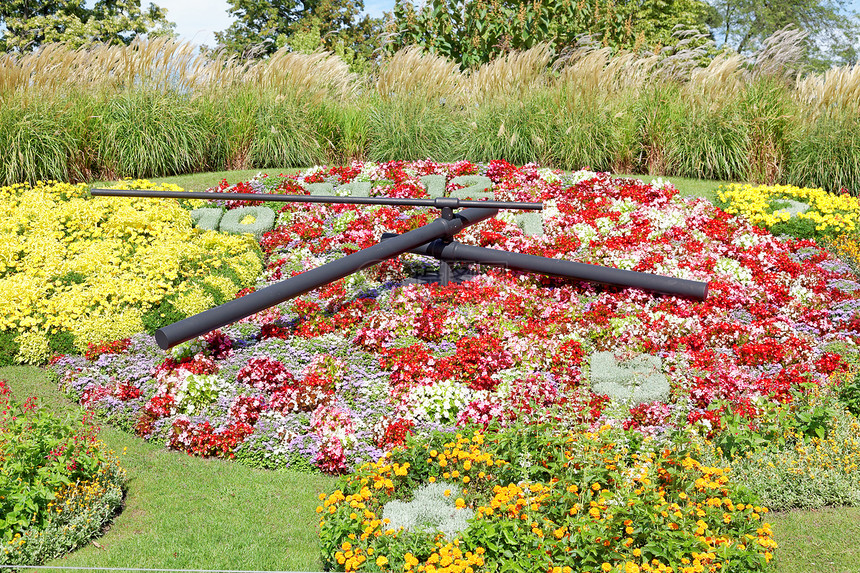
top-left (49, 160), bottom-right (860, 480)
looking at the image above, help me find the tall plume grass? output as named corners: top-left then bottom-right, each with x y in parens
top-left (468, 44), bottom-right (553, 103)
top-left (374, 46), bottom-right (463, 102)
top-left (0, 32), bottom-right (859, 193)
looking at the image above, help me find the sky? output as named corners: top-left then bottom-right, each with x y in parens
top-left (159, 0), bottom-right (393, 48)
top-left (159, 0), bottom-right (860, 50)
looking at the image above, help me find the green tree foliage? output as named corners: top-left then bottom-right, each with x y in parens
top-left (386, 0), bottom-right (719, 68)
top-left (215, 0), bottom-right (382, 64)
top-left (708, 0), bottom-right (859, 68)
top-left (0, 0), bottom-right (175, 53)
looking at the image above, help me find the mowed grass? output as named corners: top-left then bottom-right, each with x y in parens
top-left (7, 168), bottom-right (857, 571)
top-left (1, 366), bottom-right (336, 572)
top-left (90, 167), bottom-right (303, 192)
top-left (769, 507), bottom-right (860, 573)
top-left (615, 173), bottom-right (729, 204)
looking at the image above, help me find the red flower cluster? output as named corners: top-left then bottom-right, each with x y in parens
top-left (169, 418), bottom-right (254, 458)
top-left (85, 338), bottom-right (131, 361)
top-left (236, 357), bottom-right (295, 393)
top-left (376, 417), bottom-right (415, 449)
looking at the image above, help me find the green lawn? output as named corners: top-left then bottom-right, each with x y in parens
top-left (90, 167), bottom-right (303, 192)
top-left (616, 173), bottom-right (732, 205)
top-left (6, 167), bottom-right (855, 571)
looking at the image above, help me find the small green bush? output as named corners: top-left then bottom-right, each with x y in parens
top-left (251, 93), bottom-right (325, 168)
top-left (0, 95), bottom-right (80, 185)
top-left (0, 380), bottom-right (125, 565)
top-left (789, 112), bottom-right (860, 194)
top-left (463, 93), bottom-right (553, 166)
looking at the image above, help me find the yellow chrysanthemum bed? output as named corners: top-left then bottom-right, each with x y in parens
top-left (319, 425), bottom-right (777, 573)
top-left (717, 183), bottom-right (860, 237)
top-left (0, 180), bottom-right (263, 364)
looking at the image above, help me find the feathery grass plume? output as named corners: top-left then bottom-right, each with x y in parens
top-left (687, 54), bottom-right (744, 104)
top-left (375, 46), bottom-right (464, 103)
top-left (467, 43), bottom-right (553, 104)
top-left (556, 46), bottom-right (658, 96)
top-left (750, 26), bottom-right (808, 81)
top-left (796, 64), bottom-right (860, 120)
top-left (245, 49), bottom-right (359, 101)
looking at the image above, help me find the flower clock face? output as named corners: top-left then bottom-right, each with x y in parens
top-left (52, 160), bottom-right (860, 476)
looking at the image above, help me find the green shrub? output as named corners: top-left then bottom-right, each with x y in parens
top-left (199, 89), bottom-right (260, 172)
top-left (740, 78), bottom-right (796, 185)
top-left (550, 91), bottom-right (638, 173)
top-left (0, 331), bottom-right (19, 367)
top-left (307, 99), bottom-right (369, 163)
top-left (463, 92), bottom-right (553, 166)
top-left (0, 94), bottom-right (80, 185)
top-left (664, 100), bottom-right (750, 182)
top-left (789, 111), bottom-right (860, 194)
top-left (635, 85), bottom-right (687, 175)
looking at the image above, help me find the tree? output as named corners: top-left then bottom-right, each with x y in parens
top-left (708, 0), bottom-right (860, 68)
top-left (0, 0), bottom-right (175, 53)
top-left (214, 0), bottom-right (382, 61)
top-left (386, 0), bottom-right (720, 68)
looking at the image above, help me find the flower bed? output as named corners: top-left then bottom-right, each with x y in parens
top-left (318, 425), bottom-right (777, 573)
top-left (716, 182), bottom-right (860, 239)
top-left (0, 179), bottom-right (263, 364)
top-left (49, 161), bottom-right (860, 477)
top-left (0, 380), bottom-right (125, 565)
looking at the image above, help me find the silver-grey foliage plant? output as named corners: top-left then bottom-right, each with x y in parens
top-left (589, 351), bottom-right (670, 405)
top-left (381, 481), bottom-right (474, 539)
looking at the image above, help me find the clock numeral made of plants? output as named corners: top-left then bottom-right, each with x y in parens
top-left (189, 175), bottom-right (544, 239)
top-left (91, 178), bottom-right (708, 350)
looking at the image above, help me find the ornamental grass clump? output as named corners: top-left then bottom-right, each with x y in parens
top-left (0, 380), bottom-right (125, 565)
top-left (0, 179), bottom-right (262, 364)
top-left (319, 425), bottom-right (777, 573)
